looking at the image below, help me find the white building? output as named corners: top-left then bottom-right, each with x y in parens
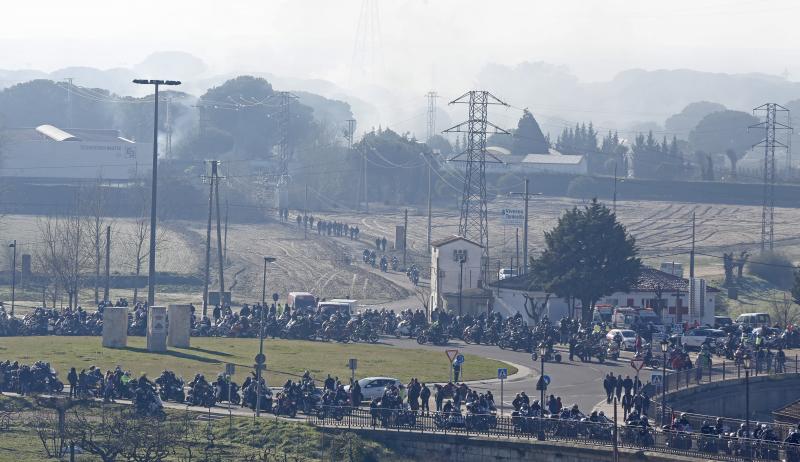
top-left (489, 266), bottom-right (718, 327)
top-left (483, 146), bottom-right (588, 175)
top-left (1, 125), bottom-right (141, 180)
top-left (429, 235), bottom-right (485, 312)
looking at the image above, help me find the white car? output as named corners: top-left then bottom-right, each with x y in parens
top-left (680, 328), bottom-right (726, 350)
top-left (606, 329), bottom-right (637, 351)
top-left (344, 377), bottom-right (402, 401)
top-left (499, 268), bottom-right (514, 280)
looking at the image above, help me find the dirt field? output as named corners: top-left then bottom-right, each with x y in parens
top-left (3, 195), bottom-right (799, 309)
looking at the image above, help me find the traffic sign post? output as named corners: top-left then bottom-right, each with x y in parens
top-left (498, 368), bottom-right (508, 416)
top-left (348, 358), bottom-right (357, 384)
top-left (455, 354), bottom-right (465, 382)
top-left (631, 357), bottom-right (645, 395)
top-left (445, 349), bottom-right (459, 382)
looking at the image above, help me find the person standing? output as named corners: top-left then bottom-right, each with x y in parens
top-left (420, 383), bottom-right (431, 415)
top-left (67, 367), bottom-right (78, 399)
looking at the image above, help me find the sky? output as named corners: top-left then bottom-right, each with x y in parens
top-left (3, 0), bottom-right (800, 93)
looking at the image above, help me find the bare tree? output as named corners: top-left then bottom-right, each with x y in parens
top-left (36, 194), bottom-right (91, 309)
top-left (82, 178), bottom-right (111, 304)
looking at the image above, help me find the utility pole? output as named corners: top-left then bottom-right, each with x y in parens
top-left (425, 91), bottom-right (438, 141)
top-left (751, 104), bottom-right (792, 252)
top-left (9, 240), bottom-right (16, 316)
top-left (689, 212), bottom-right (695, 279)
top-left (510, 178), bottom-right (540, 275)
top-left (445, 90), bottom-right (510, 285)
top-left (256, 257), bottom-right (276, 418)
top-left (201, 160), bottom-right (218, 317)
top-left (363, 145), bottom-right (369, 212)
top-left (214, 163), bottom-right (226, 301)
top-left (515, 228), bottom-right (519, 276)
top-left (224, 199), bottom-right (229, 265)
top-left (427, 156), bottom-right (432, 254)
top-left (133, 78), bottom-right (181, 307)
top-left (403, 208), bottom-right (408, 268)
top-left (104, 226), bottom-right (111, 302)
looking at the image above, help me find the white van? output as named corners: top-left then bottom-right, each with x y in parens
top-left (736, 312), bottom-right (770, 327)
top-left (287, 292), bottom-right (317, 313)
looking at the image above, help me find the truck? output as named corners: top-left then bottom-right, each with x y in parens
top-left (287, 292), bottom-right (317, 313)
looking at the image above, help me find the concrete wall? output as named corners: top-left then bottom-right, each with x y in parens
top-left (344, 428), bottom-right (700, 462)
top-left (665, 374), bottom-right (800, 422)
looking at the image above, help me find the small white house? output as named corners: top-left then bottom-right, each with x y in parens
top-left (489, 266), bottom-right (718, 327)
top-left (429, 235), bottom-right (484, 312)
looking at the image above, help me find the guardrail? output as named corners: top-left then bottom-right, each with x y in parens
top-left (306, 405), bottom-right (800, 461)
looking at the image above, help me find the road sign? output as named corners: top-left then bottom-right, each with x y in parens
top-left (651, 374), bottom-right (662, 386)
top-left (455, 354), bottom-right (465, 365)
top-left (255, 353), bottom-right (266, 365)
top-left (225, 363), bottom-right (235, 376)
top-left (272, 293), bottom-right (279, 302)
top-left (348, 358), bottom-right (358, 370)
top-left (445, 349), bottom-right (459, 363)
top-left (497, 368), bottom-right (508, 380)
top-left (501, 208), bottom-right (524, 226)
top-left (543, 375), bottom-right (551, 386)
top-left (630, 358), bottom-right (645, 372)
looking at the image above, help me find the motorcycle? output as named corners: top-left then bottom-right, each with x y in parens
top-left (188, 384), bottom-right (217, 408)
top-left (607, 343), bottom-right (620, 361)
top-left (273, 396), bottom-right (298, 418)
top-left (417, 328), bottom-right (448, 346)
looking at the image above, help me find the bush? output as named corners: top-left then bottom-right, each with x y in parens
top-left (746, 251), bottom-right (795, 289)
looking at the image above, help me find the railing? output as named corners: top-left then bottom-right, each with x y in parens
top-left (650, 354), bottom-right (800, 428)
top-left (657, 354), bottom-right (799, 394)
top-left (305, 405), bottom-right (800, 461)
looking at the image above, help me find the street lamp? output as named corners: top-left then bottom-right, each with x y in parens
top-left (538, 343), bottom-right (547, 440)
top-left (132, 79), bottom-right (181, 307)
top-left (256, 256), bottom-right (276, 417)
top-left (743, 354), bottom-right (752, 439)
top-left (660, 339), bottom-right (669, 426)
top-left (8, 241), bottom-right (16, 316)
top-left (457, 256), bottom-right (466, 317)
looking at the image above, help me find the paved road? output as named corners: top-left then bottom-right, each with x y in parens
top-left (378, 337), bottom-right (656, 414)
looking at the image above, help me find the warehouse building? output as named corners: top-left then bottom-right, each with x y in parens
top-left (0, 124), bottom-right (142, 180)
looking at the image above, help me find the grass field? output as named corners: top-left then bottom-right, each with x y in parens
top-left (0, 336), bottom-right (515, 386)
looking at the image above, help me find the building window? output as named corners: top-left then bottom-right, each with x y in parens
top-left (626, 298), bottom-right (634, 307)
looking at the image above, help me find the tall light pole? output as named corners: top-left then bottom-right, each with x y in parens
top-left (8, 240), bottom-right (16, 316)
top-left (743, 354), bottom-right (752, 440)
top-left (538, 343), bottom-right (547, 440)
top-left (256, 256), bottom-right (276, 417)
top-left (132, 79), bottom-right (181, 307)
top-left (509, 179), bottom-right (542, 275)
top-left (660, 339), bottom-right (669, 426)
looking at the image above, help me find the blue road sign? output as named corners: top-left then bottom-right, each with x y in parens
top-left (543, 375), bottom-right (551, 386)
top-left (455, 354), bottom-right (465, 364)
top-left (497, 368), bottom-right (508, 380)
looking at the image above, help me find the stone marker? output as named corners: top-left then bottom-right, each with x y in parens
top-left (167, 304), bottom-right (191, 348)
top-left (147, 306), bottom-right (168, 352)
top-left (102, 307), bottom-right (128, 348)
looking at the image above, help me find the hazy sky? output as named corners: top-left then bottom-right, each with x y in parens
top-left (3, 0), bottom-right (800, 92)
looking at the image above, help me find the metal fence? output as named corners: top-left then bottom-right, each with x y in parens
top-left (647, 354), bottom-right (800, 430)
top-left (656, 354), bottom-right (800, 395)
top-left (306, 406), bottom-right (800, 461)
